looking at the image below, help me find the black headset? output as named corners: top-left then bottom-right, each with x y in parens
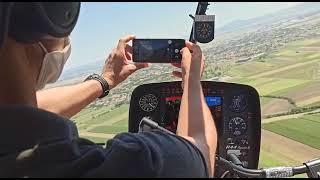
top-left (0, 2), bottom-right (80, 48)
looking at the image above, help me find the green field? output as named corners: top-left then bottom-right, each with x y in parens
top-left (113, 118), bottom-right (129, 126)
top-left (89, 125), bottom-right (128, 134)
top-left (233, 77), bottom-right (309, 96)
top-left (304, 101), bottom-right (320, 108)
top-left (259, 148), bottom-right (307, 178)
top-left (74, 105), bottom-right (130, 144)
top-left (262, 113), bottom-right (320, 150)
top-left (72, 104), bottom-right (129, 131)
top-left (227, 61), bottom-right (276, 78)
top-left (226, 39), bottom-right (320, 79)
top-left (72, 106), bottom-right (112, 123)
top-left (262, 60), bottom-right (320, 80)
top-left (268, 81), bottom-right (314, 97)
top-left (80, 136), bottom-right (108, 144)
top-left (260, 96), bottom-right (273, 106)
top-left (85, 105), bottom-right (128, 125)
top-left (224, 37), bottom-right (320, 108)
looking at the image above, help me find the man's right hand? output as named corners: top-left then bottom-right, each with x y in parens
top-left (102, 35), bottom-right (149, 90)
top-left (171, 41), bottom-right (205, 83)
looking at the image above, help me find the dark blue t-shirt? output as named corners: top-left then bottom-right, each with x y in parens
top-left (0, 105), bottom-right (208, 178)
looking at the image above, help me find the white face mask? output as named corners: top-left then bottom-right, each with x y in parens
top-left (36, 38), bottom-right (71, 90)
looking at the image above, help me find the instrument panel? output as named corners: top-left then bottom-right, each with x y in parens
top-left (128, 81), bottom-right (261, 176)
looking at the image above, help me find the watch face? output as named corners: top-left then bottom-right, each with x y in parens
top-left (93, 74), bottom-right (100, 79)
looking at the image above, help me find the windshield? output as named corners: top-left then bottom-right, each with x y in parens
top-left (47, 2), bottom-right (320, 178)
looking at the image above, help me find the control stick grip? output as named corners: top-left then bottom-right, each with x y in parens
top-left (139, 117), bottom-right (175, 135)
top-left (141, 117), bottom-right (158, 128)
top-left (227, 153), bottom-right (243, 167)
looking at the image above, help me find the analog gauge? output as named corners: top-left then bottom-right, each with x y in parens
top-left (229, 94), bottom-right (247, 113)
top-left (139, 94), bottom-right (158, 112)
top-left (228, 117), bottom-right (247, 136)
top-left (196, 23), bottom-right (213, 40)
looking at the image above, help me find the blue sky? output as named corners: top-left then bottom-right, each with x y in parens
top-left (65, 2), bottom-right (302, 70)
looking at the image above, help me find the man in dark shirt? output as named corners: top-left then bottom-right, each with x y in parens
top-left (0, 105), bottom-right (208, 178)
top-left (0, 2), bottom-right (217, 177)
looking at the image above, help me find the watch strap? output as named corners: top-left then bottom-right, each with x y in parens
top-left (84, 73), bottom-right (110, 98)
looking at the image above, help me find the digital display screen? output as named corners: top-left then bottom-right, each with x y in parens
top-left (134, 40), bottom-right (171, 61)
top-left (139, 41), bottom-right (167, 58)
top-left (161, 96), bottom-right (222, 133)
top-left (206, 96), bottom-right (222, 106)
top-left (133, 39), bottom-right (184, 62)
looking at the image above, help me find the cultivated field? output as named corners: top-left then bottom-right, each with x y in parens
top-left (263, 113), bottom-right (320, 150)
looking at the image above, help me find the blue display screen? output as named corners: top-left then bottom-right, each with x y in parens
top-left (205, 96), bottom-right (222, 107)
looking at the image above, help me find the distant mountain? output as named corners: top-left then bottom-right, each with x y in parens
top-left (216, 2), bottom-right (320, 35)
top-left (59, 59), bottom-right (104, 81)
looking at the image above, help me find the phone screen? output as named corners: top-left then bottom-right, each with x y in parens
top-left (133, 39), bottom-right (184, 63)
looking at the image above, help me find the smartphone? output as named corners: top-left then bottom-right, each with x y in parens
top-left (132, 39), bottom-right (185, 63)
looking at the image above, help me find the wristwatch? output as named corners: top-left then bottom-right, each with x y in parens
top-left (84, 73), bottom-right (110, 98)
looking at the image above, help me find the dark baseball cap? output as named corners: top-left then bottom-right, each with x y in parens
top-left (0, 2), bottom-right (80, 48)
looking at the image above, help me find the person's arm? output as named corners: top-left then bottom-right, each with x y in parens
top-left (36, 80), bottom-right (103, 118)
top-left (173, 41), bottom-right (217, 177)
top-left (37, 35), bottom-right (148, 118)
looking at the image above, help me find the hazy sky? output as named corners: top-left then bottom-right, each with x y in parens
top-left (65, 2), bottom-right (303, 70)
